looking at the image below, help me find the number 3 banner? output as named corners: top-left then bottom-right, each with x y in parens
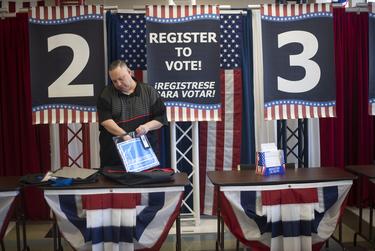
top-left (29, 5), bottom-right (105, 124)
top-left (262, 4), bottom-right (336, 120)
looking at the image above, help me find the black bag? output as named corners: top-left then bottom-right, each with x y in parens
top-left (19, 172), bottom-right (99, 187)
top-left (101, 166), bottom-right (174, 186)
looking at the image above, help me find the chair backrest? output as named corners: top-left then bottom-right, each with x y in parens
top-left (237, 163), bottom-right (296, 170)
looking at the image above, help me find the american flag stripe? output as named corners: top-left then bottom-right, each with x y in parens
top-left (29, 4), bottom-right (102, 19)
top-left (32, 110), bottom-right (97, 124)
top-left (261, 3), bottom-right (331, 16)
top-left (264, 105), bottom-right (336, 120)
top-left (220, 182), bottom-right (351, 250)
top-left (201, 69), bottom-right (242, 215)
top-left (146, 5), bottom-right (219, 18)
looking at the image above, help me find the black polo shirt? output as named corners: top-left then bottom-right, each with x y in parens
top-left (97, 81), bottom-right (167, 167)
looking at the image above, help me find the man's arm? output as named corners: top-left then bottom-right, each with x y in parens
top-left (101, 119), bottom-right (132, 140)
top-left (135, 120), bottom-right (163, 136)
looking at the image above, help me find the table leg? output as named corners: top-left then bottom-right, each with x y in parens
top-left (176, 215), bottom-right (181, 251)
top-left (216, 186), bottom-right (220, 251)
top-left (15, 196), bottom-right (21, 251)
top-left (20, 191), bottom-right (29, 251)
top-left (0, 240), bottom-right (4, 251)
top-left (354, 175), bottom-right (363, 246)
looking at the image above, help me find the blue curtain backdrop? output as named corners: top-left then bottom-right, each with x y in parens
top-left (241, 10), bottom-right (256, 164)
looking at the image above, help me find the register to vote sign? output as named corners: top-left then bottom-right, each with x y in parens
top-left (146, 6), bottom-right (220, 121)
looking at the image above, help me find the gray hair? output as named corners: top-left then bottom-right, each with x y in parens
top-left (108, 60), bottom-right (128, 72)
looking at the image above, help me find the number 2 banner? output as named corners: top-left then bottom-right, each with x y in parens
top-left (262, 4), bottom-right (336, 120)
top-left (29, 5), bottom-right (105, 124)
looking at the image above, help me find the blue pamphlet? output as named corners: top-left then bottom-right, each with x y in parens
top-left (114, 136), bottom-right (160, 172)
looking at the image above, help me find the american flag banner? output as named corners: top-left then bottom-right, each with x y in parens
top-left (369, 3), bottom-right (375, 115)
top-left (44, 188), bottom-right (184, 251)
top-left (220, 181), bottom-right (352, 251)
top-left (199, 13), bottom-right (243, 215)
top-left (109, 12), bottom-right (242, 215)
top-left (262, 4), bottom-right (336, 120)
top-left (0, 191), bottom-right (18, 240)
top-left (146, 5), bottom-right (221, 122)
top-left (29, 5), bottom-right (105, 124)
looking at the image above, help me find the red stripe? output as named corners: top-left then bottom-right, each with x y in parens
top-left (271, 105), bottom-right (275, 120)
top-left (314, 3), bottom-right (318, 13)
top-left (177, 5), bottom-right (181, 18)
top-left (294, 105), bottom-right (298, 119)
top-left (80, 111), bottom-right (85, 122)
top-left (35, 6), bottom-right (40, 18)
top-left (60, 6), bottom-right (64, 19)
top-left (161, 5), bottom-right (165, 18)
top-left (276, 4), bottom-right (280, 16)
top-left (332, 106), bottom-right (336, 117)
top-left (208, 5), bottom-right (212, 14)
top-left (44, 6), bottom-right (48, 19)
top-left (218, 107), bottom-right (222, 121)
top-left (153, 6), bottom-right (157, 17)
top-left (82, 124), bottom-right (90, 168)
top-left (299, 4), bottom-right (303, 15)
top-left (210, 109), bottom-right (214, 120)
top-left (59, 124), bottom-right (69, 166)
top-left (64, 109), bottom-right (68, 123)
top-left (185, 6), bottom-right (189, 17)
top-left (194, 108), bottom-right (198, 120)
top-left (84, 5), bottom-right (88, 15)
top-left (48, 109), bottom-right (52, 123)
top-left (212, 70), bottom-right (226, 215)
top-left (134, 69), bottom-right (143, 80)
top-left (232, 69), bottom-right (242, 170)
top-left (200, 5), bottom-right (205, 15)
top-left (178, 107), bottom-right (183, 121)
top-left (116, 113), bottom-right (151, 124)
top-left (56, 109), bottom-right (60, 123)
top-left (301, 105), bottom-right (306, 118)
top-left (169, 5), bottom-right (174, 18)
top-left (264, 108), bottom-right (268, 120)
top-left (306, 4), bottom-right (310, 14)
top-left (75, 5), bottom-right (80, 16)
top-left (318, 106), bottom-right (322, 118)
top-left (262, 188), bottom-right (318, 205)
top-left (146, 5), bottom-right (149, 17)
top-left (23, 2), bottom-right (30, 8)
top-left (291, 4), bottom-right (295, 16)
top-left (32, 112), bottom-right (36, 124)
top-left (199, 121), bottom-right (208, 213)
top-left (188, 108), bottom-right (192, 120)
top-left (40, 109), bottom-right (45, 124)
top-left (68, 5), bottom-right (72, 17)
top-left (51, 7), bottom-right (56, 19)
top-left (192, 5), bottom-right (197, 15)
top-left (82, 194), bottom-right (139, 209)
top-left (283, 4), bottom-right (287, 16)
top-left (92, 5), bottom-right (97, 14)
top-left (170, 107), bottom-right (175, 121)
top-left (310, 106), bottom-right (314, 118)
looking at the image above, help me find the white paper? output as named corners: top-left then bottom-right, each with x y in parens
top-left (261, 143), bottom-right (277, 152)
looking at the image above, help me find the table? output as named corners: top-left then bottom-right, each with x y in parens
top-left (345, 165), bottom-right (375, 246)
top-left (42, 173), bottom-right (189, 251)
top-left (0, 177), bottom-right (28, 251)
top-left (208, 168), bottom-right (356, 251)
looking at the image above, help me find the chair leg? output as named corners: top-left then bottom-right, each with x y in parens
top-left (236, 239), bottom-right (240, 251)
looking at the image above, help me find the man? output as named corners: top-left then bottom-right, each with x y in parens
top-left (97, 60), bottom-right (167, 168)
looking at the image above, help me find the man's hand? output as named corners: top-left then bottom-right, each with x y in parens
top-left (122, 134), bottom-right (133, 141)
top-left (136, 124), bottom-right (149, 136)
